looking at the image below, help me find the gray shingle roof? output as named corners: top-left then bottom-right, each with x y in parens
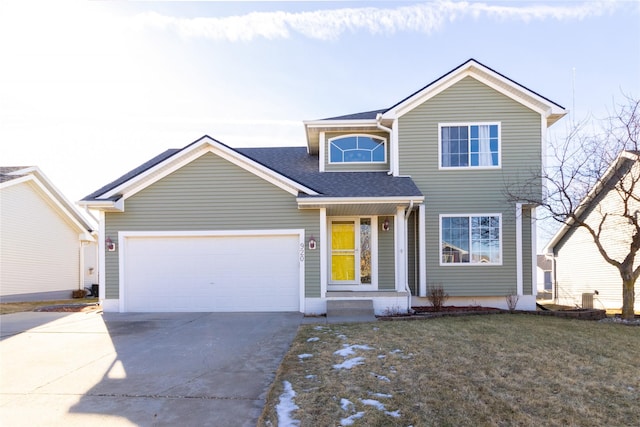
top-left (237, 147), bottom-right (422, 198)
top-left (82, 149), bottom-right (179, 200)
top-left (83, 142), bottom-right (422, 201)
top-left (320, 109), bottom-right (387, 121)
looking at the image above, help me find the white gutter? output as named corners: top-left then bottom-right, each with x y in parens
top-left (297, 196), bottom-right (424, 207)
top-left (376, 113), bottom-right (394, 176)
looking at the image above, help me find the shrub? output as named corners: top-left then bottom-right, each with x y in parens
top-left (505, 293), bottom-right (519, 311)
top-left (427, 283), bottom-right (449, 311)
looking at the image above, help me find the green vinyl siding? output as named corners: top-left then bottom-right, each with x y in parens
top-left (407, 210), bottom-right (418, 295)
top-left (378, 216), bottom-right (395, 290)
top-left (324, 131), bottom-right (390, 172)
top-left (399, 76), bottom-right (540, 296)
top-left (104, 152), bottom-right (320, 300)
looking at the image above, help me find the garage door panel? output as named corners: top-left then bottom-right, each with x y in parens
top-left (123, 233), bottom-right (300, 312)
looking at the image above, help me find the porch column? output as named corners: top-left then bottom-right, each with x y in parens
top-left (418, 203), bottom-right (427, 297)
top-left (320, 208), bottom-right (327, 298)
top-left (395, 206), bottom-right (406, 292)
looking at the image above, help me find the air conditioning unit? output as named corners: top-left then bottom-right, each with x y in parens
top-left (582, 293), bottom-right (594, 309)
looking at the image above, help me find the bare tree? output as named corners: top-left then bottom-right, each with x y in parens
top-left (506, 95), bottom-right (640, 320)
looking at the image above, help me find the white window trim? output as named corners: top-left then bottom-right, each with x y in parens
top-left (327, 134), bottom-right (387, 165)
top-left (438, 122), bottom-right (501, 170)
top-left (439, 213), bottom-right (503, 266)
top-left (327, 216), bottom-right (378, 290)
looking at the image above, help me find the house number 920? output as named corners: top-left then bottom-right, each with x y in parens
top-left (299, 243), bottom-right (305, 262)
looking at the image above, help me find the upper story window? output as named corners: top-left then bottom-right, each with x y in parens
top-left (439, 123), bottom-right (500, 168)
top-left (329, 135), bottom-right (386, 164)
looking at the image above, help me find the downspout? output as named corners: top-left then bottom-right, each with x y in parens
top-left (376, 113), bottom-right (394, 176)
top-left (404, 200), bottom-right (414, 313)
top-left (84, 206), bottom-right (99, 225)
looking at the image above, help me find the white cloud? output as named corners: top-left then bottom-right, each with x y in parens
top-left (127, 1), bottom-right (622, 42)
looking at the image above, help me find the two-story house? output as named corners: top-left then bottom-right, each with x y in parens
top-left (80, 59), bottom-right (567, 314)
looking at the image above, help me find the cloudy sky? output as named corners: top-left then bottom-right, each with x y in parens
top-left (1, 1), bottom-right (639, 220)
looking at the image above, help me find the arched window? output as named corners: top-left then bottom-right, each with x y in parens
top-left (329, 135), bottom-right (386, 163)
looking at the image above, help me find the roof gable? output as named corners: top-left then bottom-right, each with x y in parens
top-left (81, 136), bottom-right (319, 211)
top-left (381, 59), bottom-right (566, 126)
top-left (1, 166), bottom-right (95, 238)
top-left (304, 59), bottom-right (567, 154)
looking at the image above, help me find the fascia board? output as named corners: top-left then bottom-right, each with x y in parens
top-left (0, 173), bottom-right (31, 189)
top-left (18, 174), bottom-right (95, 235)
top-left (98, 137), bottom-right (317, 201)
top-left (77, 199), bottom-right (124, 212)
top-left (205, 143), bottom-right (319, 196)
top-left (2, 168), bottom-right (96, 231)
top-left (297, 196), bottom-right (424, 206)
top-left (96, 138), bottom-right (213, 199)
top-left (382, 61), bottom-right (568, 124)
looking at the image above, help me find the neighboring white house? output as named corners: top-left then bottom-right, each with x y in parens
top-left (0, 166), bottom-right (97, 302)
top-left (544, 152), bottom-right (640, 312)
top-left (536, 254), bottom-right (552, 299)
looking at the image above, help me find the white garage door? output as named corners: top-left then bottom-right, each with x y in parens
top-left (122, 232), bottom-right (301, 312)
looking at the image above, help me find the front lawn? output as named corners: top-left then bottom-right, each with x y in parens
top-left (259, 314), bottom-right (639, 426)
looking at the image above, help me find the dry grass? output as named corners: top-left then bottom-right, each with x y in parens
top-left (259, 315), bottom-right (640, 427)
top-left (0, 298), bottom-right (98, 315)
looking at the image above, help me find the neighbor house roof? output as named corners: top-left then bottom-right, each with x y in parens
top-left (543, 150), bottom-right (640, 254)
top-left (0, 166), bottom-right (30, 183)
top-left (1, 166), bottom-right (96, 239)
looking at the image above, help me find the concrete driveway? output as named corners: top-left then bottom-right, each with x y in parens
top-left (0, 311), bottom-right (303, 426)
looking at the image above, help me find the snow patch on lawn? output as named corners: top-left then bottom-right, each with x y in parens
top-left (334, 344), bottom-right (373, 357)
top-left (277, 381), bottom-right (299, 426)
top-left (340, 412), bottom-right (365, 426)
top-left (369, 392), bottom-right (392, 398)
top-left (360, 399), bottom-right (400, 418)
top-left (360, 398), bottom-right (386, 410)
top-left (306, 337), bottom-right (320, 342)
top-left (340, 398), bottom-right (353, 411)
top-left (370, 372), bottom-right (391, 382)
top-left (298, 353), bottom-right (313, 360)
top-left (333, 357), bottom-right (365, 370)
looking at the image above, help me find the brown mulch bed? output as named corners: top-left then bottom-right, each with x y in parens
top-left (412, 305), bottom-right (501, 313)
top-left (34, 303), bottom-right (101, 313)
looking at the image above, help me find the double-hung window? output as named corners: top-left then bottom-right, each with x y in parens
top-left (440, 123), bottom-right (500, 168)
top-left (440, 214), bottom-right (502, 265)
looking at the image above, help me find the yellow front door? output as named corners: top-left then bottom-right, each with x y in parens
top-left (331, 221), bottom-right (356, 281)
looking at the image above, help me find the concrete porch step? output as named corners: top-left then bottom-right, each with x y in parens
top-left (326, 299), bottom-right (376, 323)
